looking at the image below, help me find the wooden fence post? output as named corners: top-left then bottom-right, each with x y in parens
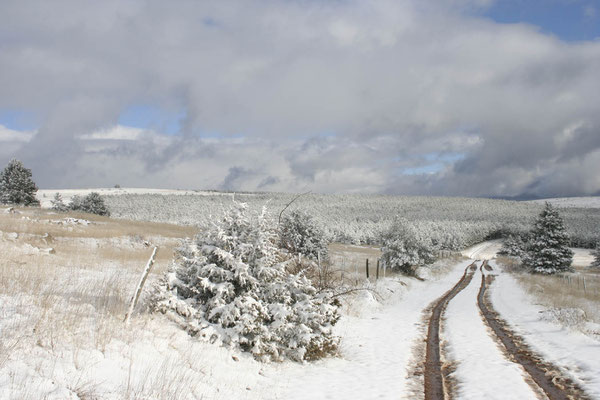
top-left (366, 259), bottom-right (369, 279)
top-left (376, 259), bottom-right (380, 280)
top-left (124, 246), bottom-right (158, 325)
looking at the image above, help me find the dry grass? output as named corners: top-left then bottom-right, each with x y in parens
top-left (1, 206), bottom-right (197, 240)
top-left (0, 208), bottom-right (201, 397)
top-left (328, 242), bottom-right (385, 284)
top-left (0, 207), bottom-right (191, 272)
top-left (500, 257), bottom-right (600, 325)
top-left (515, 273), bottom-right (600, 322)
top-left (0, 208), bottom-right (191, 348)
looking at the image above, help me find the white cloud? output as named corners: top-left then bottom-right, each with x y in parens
top-left (0, 124), bottom-right (35, 142)
top-left (80, 125), bottom-right (146, 141)
top-left (0, 0), bottom-right (599, 197)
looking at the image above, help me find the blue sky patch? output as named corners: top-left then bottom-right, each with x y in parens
top-left (118, 104), bottom-right (186, 135)
top-left (479, 0), bottom-right (599, 41)
top-left (0, 109), bottom-right (38, 131)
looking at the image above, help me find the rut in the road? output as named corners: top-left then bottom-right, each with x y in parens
top-left (477, 262), bottom-right (592, 400)
top-left (424, 262), bottom-right (477, 400)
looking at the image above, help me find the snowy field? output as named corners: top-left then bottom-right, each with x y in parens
top-left (462, 240), bottom-right (595, 268)
top-left (36, 188), bottom-right (235, 208)
top-left (528, 196), bottom-right (600, 208)
top-left (1, 207), bottom-right (599, 399)
top-left (35, 188), bottom-right (600, 250)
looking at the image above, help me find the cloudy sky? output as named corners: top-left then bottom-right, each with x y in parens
top-left (1, 0), bottom-right (599, 198)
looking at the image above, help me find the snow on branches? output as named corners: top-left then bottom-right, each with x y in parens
top-left (381, 218), bottom-right (436, 275)
top-left (152, 201), bottom-right (340, 362)
top-left (522, 202), bottom-right (573, 274)
top-left (280, 210), bottom-right (328, 261)
top-left (51, 192), bottom-right (68, 212)
top-left (0, 159), bottom-right (39, 206)
top-left (498, 234), bottom-right (526, 258)
top-left (68, 192), bottom-right (111, 216)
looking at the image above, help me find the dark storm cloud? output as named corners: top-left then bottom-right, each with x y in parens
top-left (1, 0), bottom-right (599, 196)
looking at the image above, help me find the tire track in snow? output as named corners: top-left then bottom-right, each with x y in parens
top-left (424, 262), bottom-right (477, 400)
top-left (280, 260), bottom-right (472, 400)
top-left (444, 263), bottom-right (539, 399)
top-left (478, 262), bottom-right (592, 400)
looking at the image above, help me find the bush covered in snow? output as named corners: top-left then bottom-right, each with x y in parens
top-left (381, 218), bottom-right (436, 275)
top-left (522, 203), bottom-right (573, 274)
top-left (152, 202), bottom-right (340, 362)
top-left (69, 192), bottom-right (110, 216)
top-left (280, 210), bottom-right (329, 260)
top-left (0, 159), bottom-right (39, 206)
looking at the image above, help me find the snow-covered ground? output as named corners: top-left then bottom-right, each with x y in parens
top-left (528, 196), bottom-right (600, 208)
top-left (36, 188), bottom-right (235, 208)
top-left (490, 261), bottom-right (600, 398)
top-left (2, 207), bottom-right (599, 400)
top-left (279, 260), bottom-right (471, 400)
top-left (461, 239), bottom-right (502, 259)
top-left (445, 267), bottom-right (538, 399)
top-left (461, 239), bottom-right (594, 268)
top-left (0, 208), bottom-right (466, 399)
top-left (572, 247), bottom-right (595, 267)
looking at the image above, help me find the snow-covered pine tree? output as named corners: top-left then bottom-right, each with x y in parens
top-left (591, 240), bottom-right (600, 268)
top-left (381, 218), bottom-right (436, 275)
top-left (0, 159), bottom-right (40, 206)
top-left (152, 201), bottom-right (340, 362)
top-left (522, 202), bottom-right (573, 274)
top-left (280, 210), bottom-right (329, 260)
top-left (499, 234), bottom-right (525, 258)
top-left (51, 192), bottom-right (68, 212)
top-left (68, 192), bottom-right (110, 216)
top-left (69, 195), bottom-right (83, 211)
top-left (79, 192), bottom-right (110, 216)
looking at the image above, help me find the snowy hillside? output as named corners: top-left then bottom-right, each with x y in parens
top-left (36, 188), bottom-right (236, 208)
top-left (528, 196), bottom-right (600, 208)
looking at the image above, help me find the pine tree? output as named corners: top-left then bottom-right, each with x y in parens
top-left (51, 192), bottom-right (68, 212)
top-left (591, 240), bottom-right (600, 268)
top-left (69, 195), bottom-right (83, 211)
top-left (68, 192), bottom-right (110, 216)
top-left (0, 159), bottom-right (40, 206)
top-left (499, 234), bottom-right (525, 258)
top-left (152, 202), bottom-right (339, 362)
top-left (522, 203), bottom-right (573, 274)
top-left (79, 192), bottom-right (110, 216)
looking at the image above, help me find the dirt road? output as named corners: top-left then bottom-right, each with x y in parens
top-left (422, 260), bottom-right (591, 400)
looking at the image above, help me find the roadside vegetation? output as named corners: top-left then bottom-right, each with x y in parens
top-left (153, 203), bottom-right (340, 362)
top-left (514, 272), bottom-right (600, 326)
top-left (497, 203), bottom-right (600, 338)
